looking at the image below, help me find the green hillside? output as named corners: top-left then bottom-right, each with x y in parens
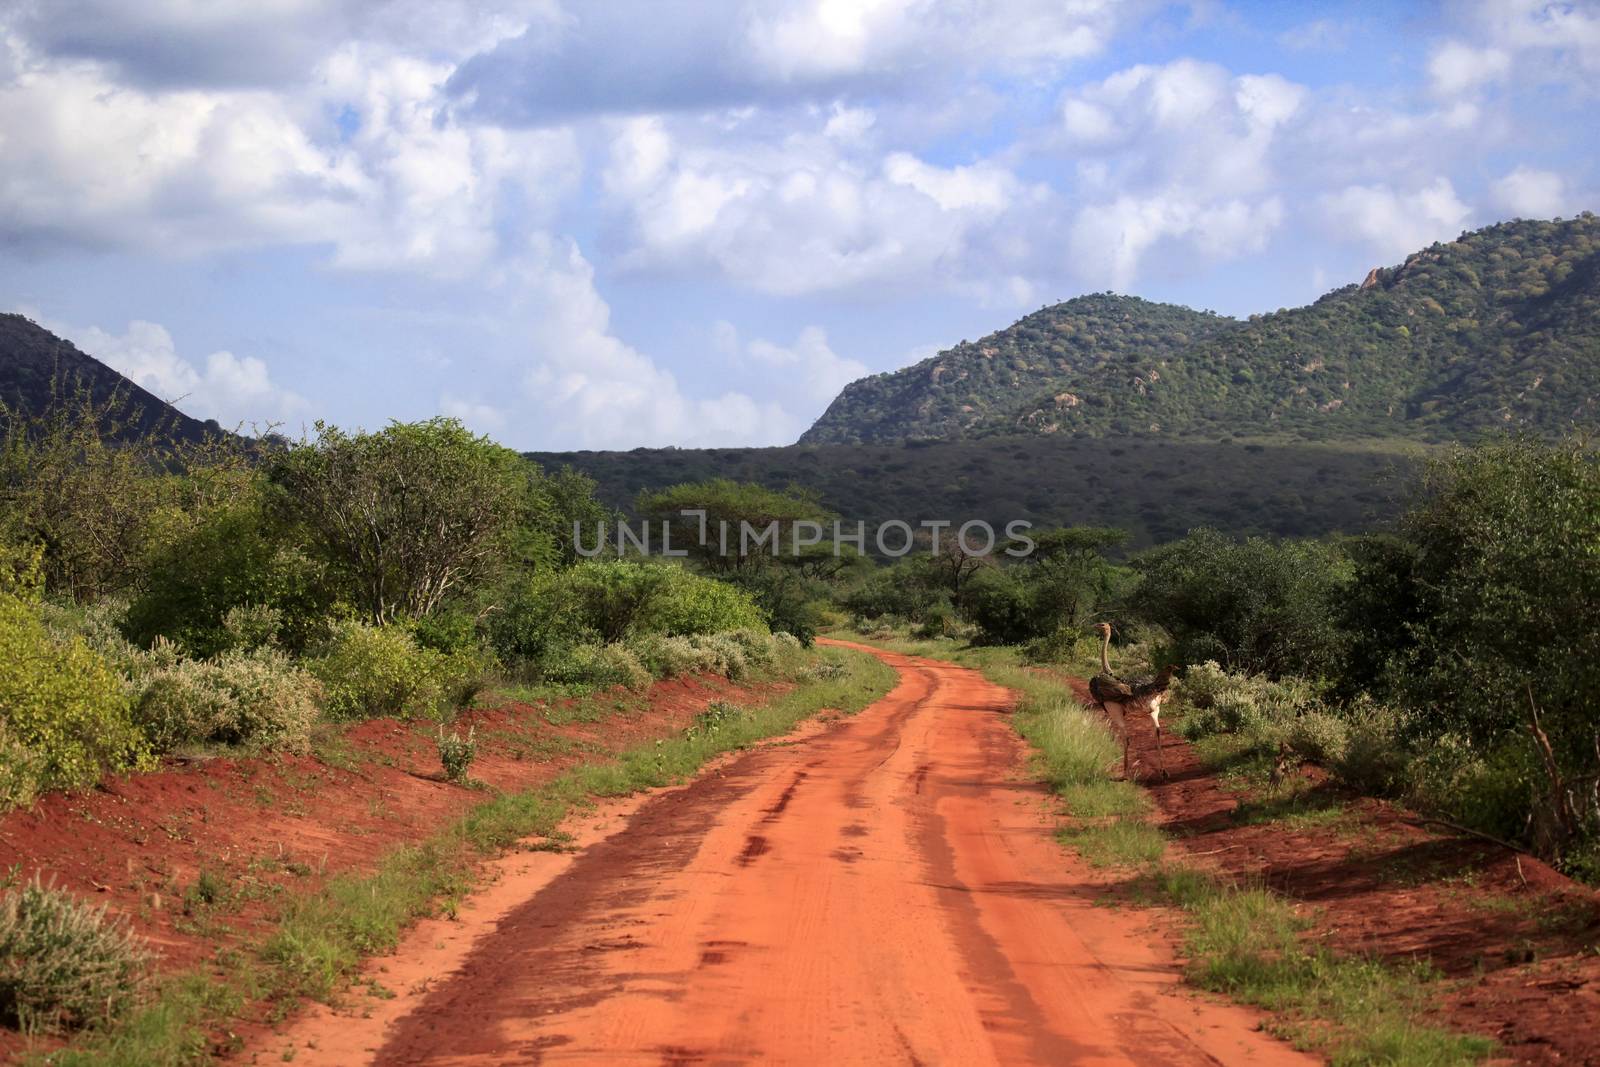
top-left (0, 313), bottom-right (218, 443)
top-left (530, 435), bottom-right (1425, 550)
top-left (802, 215), bottom-right (1600, 445)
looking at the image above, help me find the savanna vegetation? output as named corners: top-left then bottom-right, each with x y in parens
top-left (824, 434), bottom-right (1600, 881)
top-left (0, 388), bottom-right (863, 1043)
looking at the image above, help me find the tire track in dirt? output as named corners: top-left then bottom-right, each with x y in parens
top-left (277, 642), bottom-right (1316, 1066)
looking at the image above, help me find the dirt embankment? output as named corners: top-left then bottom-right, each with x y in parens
top-left (260, 639), bottom-right (1313, 1066)
top-left (0, 671), bottom-right (787, 1062)
top-left (1056, 673), bottom-right (1600, 1066)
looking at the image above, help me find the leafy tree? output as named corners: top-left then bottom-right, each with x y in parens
top-left (123, 491), bottom-right (330, 657)
top-left (1024, 526), bottom-right (1129, 629)
top-left (1132, 528), bottom-right (1349, 678)
top-left (637, 478), bottom-right (830, 572)
top-left (1384, 437), bottom-right (1600, 857)
top-left (270, 419), bottom-right (523, 623)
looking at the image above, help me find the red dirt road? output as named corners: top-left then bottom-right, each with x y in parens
top-left (288, 641), bottom-right (1314, 1066)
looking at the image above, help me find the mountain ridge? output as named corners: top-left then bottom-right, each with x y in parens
top-left (801, 215), bottom-right (1600, 446)
top-left (0, 313), bottom-right (218, 443)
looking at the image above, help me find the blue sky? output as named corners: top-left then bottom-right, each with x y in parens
top-left (1, 0), bottom-right (1595, 449)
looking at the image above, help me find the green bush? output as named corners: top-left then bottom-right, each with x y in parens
top-left (534, 643), bottom-right (652, 691)
top-left (488, 562), bottom-right (765, 667)
top-left (309, 622), bottom-right (486, 721)
top-left (1132, 529), bottom-right (1349, 678)
top-left (1329, 697), bottom-right (1412, 795)
top-left (643, 567), bottom-right (767, 636)
top-left (690, 634), bottom-right (750, 680)
top-left (0, 874), bottom-right (149, 1033)
top-left (436, 726), bottom-right (477, 784)
top-left (685, 700), bottom-right (745, 739)
top-left (623, 633), bottom-right (701, 678)
top-left (1407, 731), bottom-right (1535, 840)
top-left (0, 594), bottom-right (147, 808)
top-left (1286, 709), bottom-right (1351, 765)
top-left (134, 649), bottom-right (323, 752)
top-left (961, 567), bottom-right (1042, 645)
top-left (123, 502), bottom-right (327, 658)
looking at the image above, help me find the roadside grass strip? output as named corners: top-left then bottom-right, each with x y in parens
top-left (842, 631), bottom-right (1496, 1067)
top-left (35, 646), bottom-right (896, 1066)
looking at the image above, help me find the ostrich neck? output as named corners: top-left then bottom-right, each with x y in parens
top-left (1099, 631), bottom-right (1113, 675)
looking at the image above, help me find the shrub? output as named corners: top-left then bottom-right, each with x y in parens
top-left (534, 643), bottom-right (652, 691)
top-left (1405, 730), bottom-right (1542, 843)
top-left (1133, 529), bottom-right (1349, 678)
top-left (134, 649), bottom-right (323, 752)
top-left (437, 726), bottom-right (477, 784)
top-left (1286, 709), bottom-right (1351, 765)
top-left (686, 700), bottom-right (745, 739)
top-left (723, 627), bottom-right (776, 669)
top-left (644, 567), bottom-right (768, 636)
top-left (0, 875), bottom-right (149, 1033)
top-left (489, 562), bottom-right (766, 667)
top-left (691, 634), bottom-right (749, 680)
top-left (1176, 660), bottom-right (1231, 710)
top-left (309, 622), bottom-right (484, 721)
top-left (961, 567), bottom-right (1041, 645)
top-left (218, 604), bottom-right (284, 652)
top-left (1328, 697), bottom-right (1412, 796)
top-left (0, 594), bottom-right (147, 807)
top-left (123, 502), bottom-right (327, 658)
top-left (624, 633), bottom-right (700, 678)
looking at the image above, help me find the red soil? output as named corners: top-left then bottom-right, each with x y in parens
top-left (1058, 673), bottom-right (1600, 1066)
top-left (0, 671), bottom-right (784, 1062)
top-left (259, 640), bottom-right (1314, 1066)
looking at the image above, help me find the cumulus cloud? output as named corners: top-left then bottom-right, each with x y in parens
top-left (449, 0), bottom-right (1132, 123)
top-left (510, 237), bottom-right (800, 448)
top-left (1431, 1), bottom-right (1600, 95)
top-left (1318, 178), bottom-right (1474, 259)
top-left (599, 115), bottom-right (1043, 297)
top-left (1427, 41), bottom-right (1511, 96)
top-left (1053, 59), bottom-right (1301, 286)
top-left (742, 325), bottom-right (869, 404)
top-left (1491, 166), bottom-right (1573, 218)
top-left (0, 31), bottom-right (577, 275)
top-left (40, 317), bottom-right (307, 427)
top-left (9, 0), bottom-right (555, 88)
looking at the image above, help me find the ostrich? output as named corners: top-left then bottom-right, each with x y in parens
top-left (1088, 622), bottom-right (1177, 780)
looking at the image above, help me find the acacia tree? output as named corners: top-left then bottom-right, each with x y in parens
top-left (637, 478), bottom-right (830, 572)
top-left (270, 419), bottom-right (523, 623)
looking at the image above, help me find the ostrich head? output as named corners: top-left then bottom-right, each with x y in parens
top-left (1096, 622), bottom-right (1113, 637)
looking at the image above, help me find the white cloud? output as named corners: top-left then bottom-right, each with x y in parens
top-left (1491, 166), bottom-right (1571, 218)
top-left (1053, 59), bottom-right (1300, 287)
top-left (1318, 178), bottom-right (1473, 259)
top-left (743, 325), bottom-right (869, 404)
top-left (450, 0), bottom-right (1134, 123)
top-left (0, 34), bottom-right (578, 275)
top-left (1068, 194), bottom-right (1284, 290)
top-left (599, 114), bottom-right (1043, 297)
top-left (1059, 60), bottom-right (1306, 199)
top-left (1427, 41), bottom-right (1510, 96)
top-left (1278, 19), bottom-right (1350, 52)
top-left (440, 394), bottom-right (506, 433)
top-left (1432, 2), bottom-right (1600, 95)
top-left (511, 236), bottom-right (800, 447)
top-left (43, 317), bottom-right (307, 427)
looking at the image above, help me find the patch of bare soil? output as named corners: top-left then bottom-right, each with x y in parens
top-left (1058, 674), bottom-right (1600, 1066)
top-left (0, 672), bottom-right (784, 1062)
